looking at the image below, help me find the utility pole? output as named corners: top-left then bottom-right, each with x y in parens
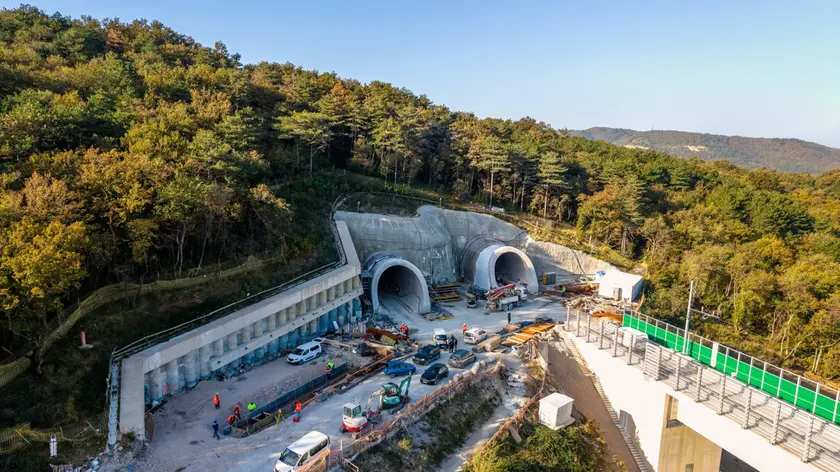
top-left (683, 280), bottom-right (695, 355)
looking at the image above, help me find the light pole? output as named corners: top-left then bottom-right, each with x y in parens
top-left (683, 280), bottom-right (695, 354)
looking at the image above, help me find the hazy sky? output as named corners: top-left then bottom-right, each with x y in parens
top-left (11, 0), bottom-right (840, 146)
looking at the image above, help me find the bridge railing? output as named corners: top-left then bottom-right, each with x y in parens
top-left (566, 310), bottom-right (840, 472)
top-left (622, 310), bottom-right (840, 426)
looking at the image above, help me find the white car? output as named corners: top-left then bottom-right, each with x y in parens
top-left (463, 328), bottom-right (488, 344)
top-left (274, 431), bottom-right (330, 471)
top-left (286, 340), bottom-right (322, 365)
top-left (434, 328), bottom-right (449, 348)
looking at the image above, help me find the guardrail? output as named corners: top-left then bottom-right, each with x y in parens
top-left (567, 310), bottom-right (840, 472)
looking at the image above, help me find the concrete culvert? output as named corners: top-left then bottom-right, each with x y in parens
top-left (368, 256), bottom-right (431, 315)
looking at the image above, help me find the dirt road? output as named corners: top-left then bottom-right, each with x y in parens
top-left (546, 342), bottom-right (642, 472)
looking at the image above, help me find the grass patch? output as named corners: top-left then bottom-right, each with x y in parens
top-left (463, 420), bottom-right (624, 472)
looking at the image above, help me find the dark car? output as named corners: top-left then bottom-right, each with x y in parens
top-left (383, 360), bottom-right (416, 378)
top-left (413, 345), bottom-right (441, 365)
top-left (448, 349), bottom-right (477, 369)
top-left (420, 363), bottom-right (449, 385)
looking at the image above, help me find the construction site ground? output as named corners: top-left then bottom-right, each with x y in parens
top-left (107, 292), bottom-right (568, 472)
top-left (379, 289), bottom-right (568, 347)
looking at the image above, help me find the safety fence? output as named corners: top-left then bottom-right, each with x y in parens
top-left (225, 364), bottom-right (349, 437)
top-left (567, 310), bottom-right (840, 472)
top-left (0, 411), bottom-right (108, 455)
top-left (337, 357), bottom-right (506, 463)
top-left (623, 311), bottom-right (840, 426)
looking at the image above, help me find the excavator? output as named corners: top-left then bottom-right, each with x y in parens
top-left (340, 375), bottom-right (412, 434)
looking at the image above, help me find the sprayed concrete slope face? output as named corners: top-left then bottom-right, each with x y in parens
top-left (337, 206), bottom-right (617, 293)
top-left (335, 208), bottom-right (456, 283)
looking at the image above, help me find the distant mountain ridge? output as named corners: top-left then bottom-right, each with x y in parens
top-left (572, 127), bottom-right (840, 174)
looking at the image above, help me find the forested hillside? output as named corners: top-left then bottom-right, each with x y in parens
top-left (576, 127), bottom-right (840, 174)
top-left (2, 5), bottom-right (840, 391)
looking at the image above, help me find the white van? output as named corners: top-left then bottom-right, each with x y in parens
top-left (274, 431), bottom-right (330, 472)
top-left (286, 340), bottom-right (322, 365)
top-left (434, 329), bottom-right (449, 348)
top-left (463, 328), bottom-right (488, 344)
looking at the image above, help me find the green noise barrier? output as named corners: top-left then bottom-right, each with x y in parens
top-left (623, 314), bottom-right (840, 425)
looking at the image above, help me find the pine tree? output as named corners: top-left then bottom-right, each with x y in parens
top-left (537, 151), bottom-right (567, 219)
top-left (475, 136), bottom-right (510, 208)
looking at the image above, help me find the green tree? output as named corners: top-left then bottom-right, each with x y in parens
top-left (275, 111), bottom-right (332, 175)
top-left (474, 135), bottom-right (510, 208)
top-left (536, 151), bottom-right (567, 219)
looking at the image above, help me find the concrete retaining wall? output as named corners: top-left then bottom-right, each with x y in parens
top-left (119, 221), bottom-right (364, 439)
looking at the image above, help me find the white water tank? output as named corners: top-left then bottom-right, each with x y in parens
top-left (538, 392), bottom-right (574, 430)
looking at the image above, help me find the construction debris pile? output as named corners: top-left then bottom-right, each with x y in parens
top-left (565, 293), bottom-right (636, 315)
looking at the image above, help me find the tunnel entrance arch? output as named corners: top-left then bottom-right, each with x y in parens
top-left (473, 244), bottom-right (538, 292)
top-left (367, 256), bottom-right (431, 314)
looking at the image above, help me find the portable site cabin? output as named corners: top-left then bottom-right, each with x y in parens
top-left (597, 271), bottom-right (643, 302)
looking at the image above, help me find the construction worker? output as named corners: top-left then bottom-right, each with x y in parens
top-left (507, 312), bottom-right (512, 324)
top-left (227, 414), bottom-right (236, 426)
top-left (233, 404), bottom-right (241, 421)
top-left (462, 323), bottom-right (468, 334)
top-left (294, 400), bottom-right (302, 422)
top-left (400, 323), bottom-right (408, 336)
top-left (212, 419), bottom-right (220, 440)
top-left (560, 285), bottom-right (566, 296)
top-left (247, 401), bottom-right (256, 413)
top-left (213, 392), bottom-right (221, 409)
top-left (325, 361), bottom-right (335, 379)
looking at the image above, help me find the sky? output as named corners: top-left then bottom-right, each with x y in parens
top-left (8, 0), bottom-right (840, 146)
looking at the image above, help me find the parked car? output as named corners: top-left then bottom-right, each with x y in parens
top-left (274, 431), bottom-right (330, 471)
top-left (463, 328), bottom-right (488, 344)
top-left (448, 349), bottom-right (477, 369)
top-left (433, 328), bottom-right (449, 348)
top-left (383, 360), bottom-right (416, 378)
top-left (413, 345), bottom-right (442, 365)
top-left (286, 341), bottom-right (322, 365)
top-left (420, 363), bottom-right (449, 385)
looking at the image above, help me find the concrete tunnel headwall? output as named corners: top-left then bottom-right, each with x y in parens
top-left (464, 240), bottom-right (539, 292)
top-left (366, 254), bottom-right (431, 314)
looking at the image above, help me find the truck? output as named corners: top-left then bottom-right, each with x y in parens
top-left (484, 284), bottom-right (527, 312)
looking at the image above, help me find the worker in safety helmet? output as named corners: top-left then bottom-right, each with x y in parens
top-left (294, 400), bottom-right (302, 422)
top-left (326, 361), bottom-right (335, 379)
top-left (213, 392), bottom-right (221, 409)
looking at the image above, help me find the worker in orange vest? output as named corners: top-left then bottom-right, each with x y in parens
top-left (294, 400), bottom-right (302, 422)
top-left (461, 323), bottom-right (468, 334)
top-left (227, 414), bottom-right (236, 426)
top-left (400, 323), bottom-right (408, 336)
top-left (213, 392), bottom-right (221, 409)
